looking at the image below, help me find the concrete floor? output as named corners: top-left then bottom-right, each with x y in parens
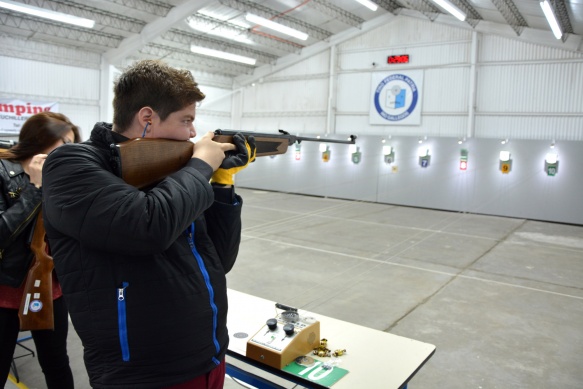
top-left (7, 187), bottom-right (583, 388)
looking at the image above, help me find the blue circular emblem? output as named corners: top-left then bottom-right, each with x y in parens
top-left (29, 300), bottom-right (43, 312)
top-left (374, 74), bottom-right (419, 121)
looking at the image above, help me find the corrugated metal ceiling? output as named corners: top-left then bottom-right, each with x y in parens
top-left (0, 0), bottom-right (580, 84)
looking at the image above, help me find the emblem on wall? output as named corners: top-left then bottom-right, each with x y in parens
top-left (369, 71), bottom-right (423, 126)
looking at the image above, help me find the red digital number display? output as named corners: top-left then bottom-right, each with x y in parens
top-left (387, 55), bottom-right (410, 64)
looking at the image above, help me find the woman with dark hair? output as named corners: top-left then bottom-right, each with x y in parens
top-left (0, 111), bottom-right (80, 388)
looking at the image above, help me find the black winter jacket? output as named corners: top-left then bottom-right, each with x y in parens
top-left (0, 159), bottom-right (42, 287)
top-left (42, 123), bottom-right (242, 389)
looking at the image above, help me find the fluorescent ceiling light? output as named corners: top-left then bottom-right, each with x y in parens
top-left (0, 0), bottom-right (95, 28)
top-left (190, 45), bottom-right (256, 65)
top-left (430, 0), bottom-right (466, 22)
top-left (540, 0), bottom-right (562, 39)
top-left (245, 13), bottom-right (308, 41)
top-left (355, 0), bottom-right (378, 11)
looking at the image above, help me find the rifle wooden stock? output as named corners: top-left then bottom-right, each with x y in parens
top-left (116, 138), bottom-right (194, 189)
top-left (18, 211), bottom-right (54, 331)
top-left (116, 130), bottom-right (356, 188)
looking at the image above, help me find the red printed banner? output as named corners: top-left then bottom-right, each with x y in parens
top-left (0, 99), bottom-right (59, 135)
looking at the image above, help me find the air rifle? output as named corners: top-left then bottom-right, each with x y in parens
top-left (116, 129), bottom-right (357, 189)
top-left (0, 139), bottom-right (17, 150)
top-left (1, 140), bottom-right (54, 330)
top-left (18, 211), bottom-right (55, 330)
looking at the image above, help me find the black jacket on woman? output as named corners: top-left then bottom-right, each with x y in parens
top-left (42, 123), bottom-right (242, 389)
top-left (0, 159), bottom-right (42, 287)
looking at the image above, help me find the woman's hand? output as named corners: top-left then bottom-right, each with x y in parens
top-left (28, 154), bottom-right (48, 188)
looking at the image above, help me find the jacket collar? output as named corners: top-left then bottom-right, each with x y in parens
top-left (0, 158), bottom-right (24, 178)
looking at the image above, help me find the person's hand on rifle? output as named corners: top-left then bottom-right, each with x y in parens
top-left (210, 133), bottom-right (256, 186)
top-left (192, 131), bottom-right (236, 171)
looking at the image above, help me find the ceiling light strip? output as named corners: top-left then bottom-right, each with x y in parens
top-left (539, 0), bottom-right (563, 39)
top-left (430, 0), bottom-right (467, 22)
top-left (0, 0), bottom-right (95, 28)
top-left (190, 45), bottom-right (256, 65)
top-left (245, 13), bottom-right (308, 41)
top-left (355, 0), bottom-right (378, 12)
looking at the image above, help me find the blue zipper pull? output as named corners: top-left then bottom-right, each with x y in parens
top-left (117, 282), bottom-right (130, 362)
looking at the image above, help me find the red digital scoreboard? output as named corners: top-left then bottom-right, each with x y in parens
top-left (387, 55), bottom-right (410, 64)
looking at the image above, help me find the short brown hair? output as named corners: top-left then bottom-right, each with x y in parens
top-left (1, 112), bottom-right (81, 161)
top-left (112, 60), bottom-right (206, 133)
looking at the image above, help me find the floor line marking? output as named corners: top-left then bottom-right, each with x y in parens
top-left (244, 234), bottom-right (583, 301)
top-left (7, 374), bottom-right (29, 389)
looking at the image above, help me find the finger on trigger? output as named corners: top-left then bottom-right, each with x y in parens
top-left (222, 142), bottom-right (236, 151)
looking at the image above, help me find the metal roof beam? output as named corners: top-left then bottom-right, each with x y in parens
top-left (372, 0), bottom-right (405, 14)
top-left (309, 0), bottom-right (364, 27)
top-left (218, 0), bottom-right (332, 40)
top-left (548, 0), bottom-right (573, 38)
top-left (489, 0), bottom-right (528, 36)
top-left (104, 0), bottom-right (172, 17)
top-left (185, 13), bottom-right (301, 53)
top-left (451, 0), bottom-right (482, 28)
top-left (17, 0), bottom-right (145, 32)
top-left (104, 0), bottom-right (215, 65)
top-left (402, 0), bottom-right (441, 22)
top-left (235, 12), bottom-right (398, 87)
top-left (0, 11), bottom-right (122, 47)
top-left (141, 43), bottom-right (254, 77)
top-left (162, 29), bottom-right (278, 64)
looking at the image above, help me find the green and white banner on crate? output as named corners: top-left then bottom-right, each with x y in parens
top-left (370, 71), bottom-right (423, 126)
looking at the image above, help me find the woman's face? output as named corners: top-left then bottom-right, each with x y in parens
top-left (42, 129), bottom-right (75, 154)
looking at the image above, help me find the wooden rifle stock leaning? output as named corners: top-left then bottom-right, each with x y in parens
top-left (18, 211), bottom-right (54, 331)
top-left (116, 129), bottom-right (357, 189)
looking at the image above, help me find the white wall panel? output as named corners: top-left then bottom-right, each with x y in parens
top-left (477, 62), bottom-right (583, 113)
top-left (0, 56), bottom-right (100, 101)
top-left (475, 115), bottom-right (583, 140)
top-left (0, 35), bottom-right (101, 69)
top-left (266, 50), bottom-right (330, 78)
top-left (338, 16), bottom-right (471, 50)
top-left (481, 35), bottom-right (583, 62)
top-left (198, 85), bottom-right (233, 113)
top-left (242, 79), bottom-right (328, 113)
top-left (422, 67), bottom-right (470, 113)
top-left (58, 103), bottom-right (100, 142)
top-left (339, 41), bottom-right (470, 71)
top-left (335, 114), bottom-right (468, 138)
top-left (240, 115), bottom-right (327, 134)
top-left (336, 73), bottom-right (372, 112)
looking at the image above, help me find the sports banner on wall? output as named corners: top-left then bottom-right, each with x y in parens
top-left (0, 99), bottom-right (59, 135)
top-left (369, 71), bottom-right (423, 125)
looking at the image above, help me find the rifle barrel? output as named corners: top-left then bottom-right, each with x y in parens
top-left (296, 135), bottom-right (356, 145)
top-left (214, 129), bottom-right (356, 146)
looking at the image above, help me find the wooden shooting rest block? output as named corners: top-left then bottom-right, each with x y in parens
top-left (246, 309), bottom-right (320, 369)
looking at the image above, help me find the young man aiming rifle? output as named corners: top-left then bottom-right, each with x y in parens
top-left (42, 60), bottom-right (255, 389)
